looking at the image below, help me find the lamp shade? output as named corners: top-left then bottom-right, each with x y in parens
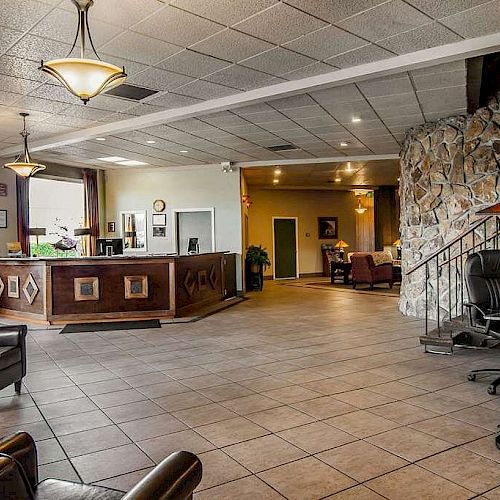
top-left (74, 227), bottom-right (91, 236)
top-left (29, 227), bottom-right (46, 236)
top-left (40, 58), bottom-right (126, 104)
top-left (335, 240), bottom-right (349, 249)
top-left (393, 239), bottom-right (401, 247)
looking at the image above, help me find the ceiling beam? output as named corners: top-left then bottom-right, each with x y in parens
top-left (2, 33), bottom-right (500, 157)
top-left (236, 154), bottom-right (399, 168)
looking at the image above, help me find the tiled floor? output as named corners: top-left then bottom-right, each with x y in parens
top-left (1, 282), bottom-right (499, 499)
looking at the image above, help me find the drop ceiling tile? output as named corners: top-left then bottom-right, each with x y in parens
top-left (377, 22), bottom-right (462, 54)
top-left (7, 35), bottom-right (72, 63)
top-left (410, 60), bottom-right (465, 76)
top-left (191, 29), bottom-right (274, 63)
top-left (383, 113), bottom-right (426, 127)
top-left (271, 94), bottom-right (318, 110)
top-left (281, 62), bottom-right (337, 80)
top-left (342, 118), bottom-right (385, 131)
top-left (204, 65), bottom-right (276, 90)
top-left (241, 47), bottom-right (316, 76)
top-left (101, 31), bottom-right (182, 65)
top-left (233, 110), bottom-right (283, 123)
top-left (128, 67), bottom-right (194, 91)
top-left (172, 118), bottom-right (218, 132)
top-left (440, 1), bottom-right (500, 37)
top-left (175, 80), bottom-right (239, 99)
top-left (376, 103), bottom-right (423, 119)
top-left (221, 123), bottom-right (267, 135)
top-left (411, 69), bottom-right (466, 91)
top-left (259, 120), bottom-right (304, 132)
top-left (417, 87), bottom-right (466, 113)
top-left (32, 8), bottom-right (123, 48)
top-left (146, 92), bottom-right (202, 108)
top-left (234, 3), bottom-right (327, 45)
top-left (233, 103), bottom-right (274, 115)
top-left (0, 56), bottom-right (44, 83)
top-left (60, 105), bottom-right (114, 122)
top-left (0, 91), bottom-right (22, 107)
top-left (309, 84), bottom-right (364, 104)
top-left (295, 116), bottom-right (339, 129)
top-left (405, 0), bottom-right (492, 19)
top-left (86, 95), bottom-right (135, 113)
top-left (337, 0), bottom-right (432, 43)
top-left (0, 28), bottom-right (25, 55)
top-left (281, 105), bottom-right (329, 119)
top-left (13, 95), bottom-right (69, 114)
top-left (325, 44), bottom-right (394, 68)
top-left (53, 114), bottom-right (99, 128)
top-left (0, 74), bottom-right (40, 95)
top-left (84, 0), bottom-right (163, 29)
top-left (284, 0), bottom-right (389, 23)
top-left (132, 6), bottom-right (224, 46)
top-left (358, 75), bottom-right (413, 97)
top-left (120, 103), bottom-right (165, 117)
top-left (0, 0), bottom-right (52, 32)
top-left (157, 49), bottom-right (231, 78)
top-left (283, 26), bottom-right (366, 60)
top-left (423, 108), bottom-right (467, 121)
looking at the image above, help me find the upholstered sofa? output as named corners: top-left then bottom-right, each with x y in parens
top-left (0, 432), bottom-right (202, 500)
top-left (350, 252), bottom-right (394, 289)
top-left (0, 325), bottom-right (27, 394)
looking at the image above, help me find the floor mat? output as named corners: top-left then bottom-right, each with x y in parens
top-left (60, 319), bottom-right (161, 334)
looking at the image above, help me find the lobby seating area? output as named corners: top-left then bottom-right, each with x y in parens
top-left (1, 283), bottom-right (499, 499)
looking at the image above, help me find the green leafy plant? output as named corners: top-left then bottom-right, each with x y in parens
top-left (246, 245), bottom-right (271, 269)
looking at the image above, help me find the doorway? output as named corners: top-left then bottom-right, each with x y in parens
top-left (273, 217), bottom-right (298, 279)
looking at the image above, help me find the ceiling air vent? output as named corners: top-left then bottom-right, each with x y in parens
top-left (105, 84), bottom-right (159, 101)
top-left (267, 144), bottom-right (299, 152)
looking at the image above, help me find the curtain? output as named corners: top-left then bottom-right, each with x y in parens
top-left (16, 176), bottom-right (30, 256)
top-left (83, 169), bottom-right (100, 256)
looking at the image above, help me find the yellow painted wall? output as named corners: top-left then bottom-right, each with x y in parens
top-left (247, 188), bottom-right (359, 277)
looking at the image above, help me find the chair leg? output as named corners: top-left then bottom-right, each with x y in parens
top-left (352, 281), bottom-right (356, 289)
top-left (14, 380), bottom-right (22, 394)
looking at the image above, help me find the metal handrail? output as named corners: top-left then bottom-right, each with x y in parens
top-left (406, 215), bottom-right (493, 275)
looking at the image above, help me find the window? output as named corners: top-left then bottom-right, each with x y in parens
top-left (29, 177), bottom-right (84, 257)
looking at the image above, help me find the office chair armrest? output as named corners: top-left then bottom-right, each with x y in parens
top-left (122, 451), bottom-right (202, 500)
top-left (0, 432), bottom-right (38, 490)
top-left (0, 325), bottom-right (27, 347)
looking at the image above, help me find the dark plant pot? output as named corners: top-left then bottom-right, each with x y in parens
top-left (250, 263), bottom-right (260, 273)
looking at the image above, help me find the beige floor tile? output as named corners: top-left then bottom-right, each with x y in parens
top-left (368, 401), bottom-right (439, 424)
top-left (223, 434), bottom-right (307, 472)
top-left (334, 371), bottom-right (392, 389)
top-left (37, 438), bottom-right (67, 465)
top-left (258, 456), bottom-right (356, 500)
top-left (172, 403), bottom-right (238, 427)
top-left (326, 410), bottom-right (401, 438)
top-left (292, 396), bottom-right (357, 419)
top-left (419, 448), bottom-right (500, 494)
top-left (367, 381), bottom-right (428, 400)
top-left (93, 467), bottom-right (154, 493)
top-left (39, 459), bottom-right (81, 483)
top-left (367, 426), bottom-right (454, 462)
top-left (239, 376), bottom-right (293, 392)
top-left (198, 382), bottom-right (255, 402)
top-left (333, 389), bottom-right (395, 409)
top-left (246, 406), bottom-right (316, 432)
top-left (220, 394), bottom-right (282, 415)
top-left (196, 449), bottom-right (251, 491)
top-left (278, 421), bottom-right (357, 454)
top-left (118, 413), bottom-right (187, 441)
top-left (484, 486), bottom-right (500, 499)
top-left (448, 406), bottom-right (500, 432)
top-left (302, 378), bottom-right (358, 395)
top-left (404, 392), bottom-right (473, 414)
top-left (194, 416), bottom-right (269, 447)
top-left (194, 475), bottom-right (285, 499)
top-left (103, 400), bottom-right (165, 424)
top-left (324, 484), bottom-right (386, 499)
top-left (153, 391), bottom-right (212, 412)
top-left (366, 465), bottom-right (473, 499)
top-left (410, 415), bottom-right (492, 445)
top-left (47, 409), bottom-right (112, 436)
top-left (263, 385), bottom-right (322, 404)
top-left (463, 436), bottom-right (500, 463)
top-left (317, 441), bottom-right (409, 482)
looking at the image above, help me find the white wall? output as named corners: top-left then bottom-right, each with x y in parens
top-left (105, 165), bottom-right (243, 288)
top-left (0, 169), bottom-right (18, 256)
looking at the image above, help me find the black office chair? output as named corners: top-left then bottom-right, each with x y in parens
top-left (464, 250), bottom-right (500, 395)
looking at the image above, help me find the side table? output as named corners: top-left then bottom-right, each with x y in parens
top-left (330, 261), bottom-right (352, 285)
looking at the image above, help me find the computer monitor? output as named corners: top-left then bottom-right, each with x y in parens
top-left (187, 237), bottom-right (199, 254)
top-left (96, 238), bottom-right (123, 256)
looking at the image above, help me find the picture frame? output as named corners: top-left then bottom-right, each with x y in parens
top-left (74, 277), bottom-right (99, 301)
top-left (152, 213), bottom-right (166, 226)
top-left (0, 183), bottom-right (8, 197)
top-left (318, 217), bottom-right (338, 239)
top-left (153, 226), bottom-right (166, 237)
top-left (124, 275), bottom-right (148, 299)
top-left (7, 276), bottom-right (19, 298)
top-left (0, 210), bottom-right (7, 229)
top-left (107, 221), bottom-right (116, 233)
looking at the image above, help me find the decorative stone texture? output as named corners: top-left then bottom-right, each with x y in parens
top-left (400, 96), bottom-right (500, 318)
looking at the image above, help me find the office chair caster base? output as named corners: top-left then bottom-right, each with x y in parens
top-left (487, 385), bottom-right (496, 395)
top-left (467, 373), bottom-right (476, 381)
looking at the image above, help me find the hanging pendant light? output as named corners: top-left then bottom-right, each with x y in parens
top-left (40, 0), bottom-right (126, 104)
top-left (4, 113), bottom-right (46, 178)
top-left (355, 197), bottom-right (367, 214)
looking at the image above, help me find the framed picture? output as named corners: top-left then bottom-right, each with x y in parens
top-left (0, 210), bottom-right (7, 229)
top-left (107, 221), bottom-right (116, 233)
top-left (318, 217), bottom-right (338, 239)
top-left (152, 213), bottom-right (166, 226)
top-left (0, 183), bottom-right (7, 197)
top-left (7, 276), bottom-right (19, 298)
top-left (74, 277), bottom-right (99, 301)
top-left (124, 275), bottom-right (148, 299)
top-left (153, 226), bottom-right (166, 237)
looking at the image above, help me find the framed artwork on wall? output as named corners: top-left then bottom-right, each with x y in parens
top-left (0, 183), bottom-right (7, 197)
top-left (107, 221), bottom-right (116, 233)
top-left (7, 276), bottom-right (19, 298)
top-left (318, 217), bottom-right (338, 239)
top-left (152, 213), bottom-right (166, 226)
top-left (153, 226), bottom-right (166, 237)
top-left (0, 210), bottom-right (7, 229)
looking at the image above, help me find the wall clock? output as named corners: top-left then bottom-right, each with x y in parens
top-left (153, 199), bottom-right (165, 212)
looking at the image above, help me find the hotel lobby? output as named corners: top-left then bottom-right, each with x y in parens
top-left (0, 0), bottom-right (500, 499)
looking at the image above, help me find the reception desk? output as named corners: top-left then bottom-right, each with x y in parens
top-left (0, 253), bottom-right (237, 324)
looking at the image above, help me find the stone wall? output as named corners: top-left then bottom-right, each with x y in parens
top-left (399, 95), bottom-right (500, 318)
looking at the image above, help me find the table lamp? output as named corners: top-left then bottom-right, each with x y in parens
top-left (393, 239), bottom-right (401, 260)
top-left (335, 240), bottom-right (349, 261)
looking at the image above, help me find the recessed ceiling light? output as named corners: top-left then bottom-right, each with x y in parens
top-left (351, 117), bottom-right (361, 123)
top-left (97, 156), bottom-right (128, 162)
top-left (180, 150), bottom-right (188, 153)
top-left (146, 140), bottom-right (156, 144)
top-left (273, 179), bottom-right (279, 184)
top-left (339, 141), bottom-right (348, 147)
top-left (117, 160), bottom-right (148, 166)
top-left (95, 137), bottom-right (106, 141)
top-left (335, 177), bottom-right (341, 183)
top-left (274, 168), bottom-right (282, 175)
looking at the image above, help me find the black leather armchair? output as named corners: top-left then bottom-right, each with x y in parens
top-left (0, 324), bottom-right (27, 394)
top-left (0, 432), bottom-right (202, 500)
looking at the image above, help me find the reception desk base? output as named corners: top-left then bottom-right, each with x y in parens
top-left (0, 253), bottom-right (236, 325)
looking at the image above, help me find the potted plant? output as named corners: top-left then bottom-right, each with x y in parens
top-left (246, 245), bottom-right (271, 272)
